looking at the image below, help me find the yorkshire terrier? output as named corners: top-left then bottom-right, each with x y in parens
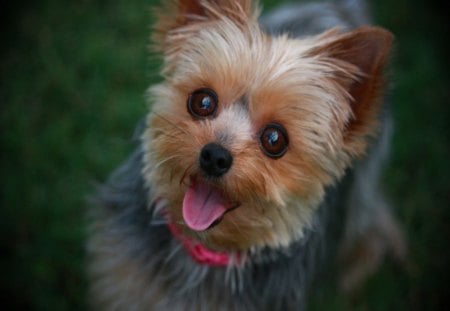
top-left (88, 0), bottom-right (406, 310)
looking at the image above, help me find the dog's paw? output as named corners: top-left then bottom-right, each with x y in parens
top-left (338, 211), bottom-right (406, 294)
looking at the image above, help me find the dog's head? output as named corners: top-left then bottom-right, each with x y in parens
top-left (143, 0), bottom-right (392, 251)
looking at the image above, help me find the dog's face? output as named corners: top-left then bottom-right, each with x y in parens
top-left (143, 0), bottom-right (392, 251)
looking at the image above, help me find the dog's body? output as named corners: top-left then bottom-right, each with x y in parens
top-left (88, 1), bottom-right (405, 310)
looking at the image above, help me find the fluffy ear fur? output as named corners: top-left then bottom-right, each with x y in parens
top-left (309, 26), bottom-right (393, 156)
top-left (152, 0), bottom-right (258, 59)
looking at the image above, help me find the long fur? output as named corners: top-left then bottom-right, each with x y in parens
top-left (88, 142), bottom-right (348, 310)
top-left (88, 1), bottom-right (405, 310)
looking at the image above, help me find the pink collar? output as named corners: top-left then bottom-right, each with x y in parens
top-left (167, 222), bottom-right (236, 267)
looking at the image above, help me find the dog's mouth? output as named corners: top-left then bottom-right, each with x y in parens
top-left (182, 178), bottom-right (238, 231)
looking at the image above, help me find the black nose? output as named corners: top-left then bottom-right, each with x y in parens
top-left (199, 143), bottom-right (233, 177)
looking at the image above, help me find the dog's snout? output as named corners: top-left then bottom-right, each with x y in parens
top-left (200, 143), bottom-right (233, 177)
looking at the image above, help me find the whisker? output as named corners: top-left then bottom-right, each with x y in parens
top-left (179, 164), bottom-right (194, 186)
top-left (154, 155), bottom-right (182, 170)
top-left (151, 128), bottom-right (181, 140)
top-left (153, 112), bottom-right (189, 135)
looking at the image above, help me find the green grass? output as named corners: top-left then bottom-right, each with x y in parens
top-left (1, 0), bottom-right (449, 310)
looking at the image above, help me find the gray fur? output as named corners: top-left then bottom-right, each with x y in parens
top-left (260, 0), bottom-right (371, 36)
top-left (89, 143), bottom-right (347, 310)
top-left (88, 1), bottom-right (401, 310)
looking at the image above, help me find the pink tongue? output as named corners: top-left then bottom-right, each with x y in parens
top-left (182, 181), bottom-right (229, 231)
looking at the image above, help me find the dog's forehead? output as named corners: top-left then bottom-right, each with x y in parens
top-left (171, 22), bottom-right (349, 146)
top-left (179, 23), bottom-right (318, 94)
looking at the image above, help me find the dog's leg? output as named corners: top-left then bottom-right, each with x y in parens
top-left (339, 110), bottom-right (406, 293)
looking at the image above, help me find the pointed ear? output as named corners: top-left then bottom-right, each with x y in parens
top-left (309, 26), bottom-right (393, 156)
top-left (152, 0), bottom-right (257, 56)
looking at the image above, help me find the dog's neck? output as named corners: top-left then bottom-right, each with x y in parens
top-left (166, 221), bottom-right (236, 267)
top-left (153, 197), bottom-right (318, 268)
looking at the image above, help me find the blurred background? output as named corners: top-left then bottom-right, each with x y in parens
top-left (1, 0), bottom-right (449, 310)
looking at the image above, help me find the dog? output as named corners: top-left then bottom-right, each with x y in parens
top-left (88, 0), bottom-right (405, 310)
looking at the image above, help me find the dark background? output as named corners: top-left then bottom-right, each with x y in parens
top-left (1, 0), bottom-right (449, 309)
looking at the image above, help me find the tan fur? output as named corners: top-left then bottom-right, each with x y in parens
top-left (152, 0), bottom-right (259, 73)
top-left (307, 27), bottom-right (393, 156)
top-left (141, 0), bottom-right (393, 252)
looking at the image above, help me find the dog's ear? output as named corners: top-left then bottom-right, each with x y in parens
top-left (309, 26), bottom-right (393, 156)
top-left (152, 0), bottom-right (257, 59)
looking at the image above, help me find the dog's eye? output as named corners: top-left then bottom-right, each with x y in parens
top-left (187, 88), bottom-right (218, 118)
top-left (259, 123), bottom-right (289, 159)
